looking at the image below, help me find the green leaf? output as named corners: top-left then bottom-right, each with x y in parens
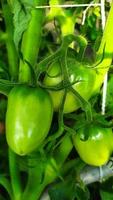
top-left (0, 175), bottom-right (13, 199)
top-left (0, 194), bottom-right (6, 200)
top-left (0, 98), bottom-right (7, 121)
top-left (73, 0), bottom-right (91, 3)
top-left (0, 79), bottom-right (15, 96)
top-left (74, 185), bottom-right (90, 200)
top-left (48, 180), bottom-right (74, 200)
top-left (12, 0), bottom-right (33, 50)
top-left (100, 178), bottom-right (113, 200)
top-left (100, 190), bottom-right (113, 200)
top-left (106, 75), bottom-right (113, 112)
top-left (48, 180), bottom-right (90, 200)
top-left (0, 61), bottom-right (10, 80)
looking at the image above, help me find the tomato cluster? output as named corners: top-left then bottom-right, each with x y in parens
top-left (5, 59), bottom-right (113, 167)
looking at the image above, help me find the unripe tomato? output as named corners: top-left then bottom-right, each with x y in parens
top-left (73, 124), bottom-right (113, 166)
top-left (43, 59), bottom-right (97, 113)
top-left (6, 85), bottom-right (53, 156)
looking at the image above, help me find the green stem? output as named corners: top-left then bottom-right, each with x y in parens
top-left (36, 34), bottom-right (87, 79)
top-left (54, 135), bottom-right (73, 166)
top-left (2, 1), bottom-right (18, 81)
top-left (0, 175), bottom-right (13, 200)
top-left (22, 155), bottom-right (46, 200)
top-left (42, 137), bottom-right (73, 190)
top-left (22, 137), bottom-right (73, 200)
top-left (19, 0), bottom-right (46, 83)
top-left (8, 148), bottom-right (22, 200)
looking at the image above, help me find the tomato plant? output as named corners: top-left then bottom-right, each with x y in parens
top-left (0, 0), bottom-right (113, 200)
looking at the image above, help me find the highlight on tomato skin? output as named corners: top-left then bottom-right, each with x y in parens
top-left (73, 124), bottom-right (113, 166)
top-left (6, 85), bottom-right (53, 156)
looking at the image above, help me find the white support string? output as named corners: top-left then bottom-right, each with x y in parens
top-left (101, 0), bottom-right (106, 29)
top-left (100, 0), bottom-right (107, 115)
top-left (82, 1), bottom-right (95, 25)
top-left (35, 3), bottom-right (101, 9)
top-left (101, 74), bottom-right (108, 115)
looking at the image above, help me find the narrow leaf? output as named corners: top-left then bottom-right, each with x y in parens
top-left (0, 79), bottom-right (17, 96)
top-left (0, 175), bottom-right (13, 199)
top-left (100, 190), bottom-right (113, 200)
top-left (12, 0), bottom-right (33, 50)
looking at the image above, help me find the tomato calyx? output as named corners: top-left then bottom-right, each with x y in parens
top-left (72, 111), bottom-right (113, 142)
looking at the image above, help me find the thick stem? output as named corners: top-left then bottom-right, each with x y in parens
top-left (91, 2), bottom-right (113, 95)
top-left (22, 135), bottom-right (73, 200)
top-left (22, 155), bottom-right (47, 200)
top-left (43, 137), bottom-right (73, 187)
top-left (54, 135), bottom-right (73, 166)
top-left (8, 148), bottom-right (22, 200)
top-left (96, 1), bottom-right (113, 73)
top-left (0, 175), bottom-right (13, 200)
top-left (22, 171), bottom-right (46, 200)
top-left (19, 0), bottom-right (46, 83)
top-left (2, 1), bottom-right (18, 81)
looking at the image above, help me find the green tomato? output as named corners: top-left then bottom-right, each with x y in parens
top-left (6, 85), bottom-right (53, 156)
top-left (73, 124), bottom-right (113, 166)
top-left (43, 59), bottom-right (99, 113)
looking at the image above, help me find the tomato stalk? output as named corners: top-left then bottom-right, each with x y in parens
top-left (21, 155), bottom-right (60, 200)
top-left (54, 135), bottom-right (73, 165)
top-left (1, 1), bottom-right (18, 80)
top-left (0, 175), bottom-right (13, 200)
top-left (8, 149), bottom-right (22, 200)
top-left (59, 42), bottom-right (92, 120)
top-left (21, 138), bottom-right (73, 200)
top-left (21, 156), bottom-right (46, 200)
top-left (19, 0), bottom-right (46, 84)
top-left (40, 137), bottom-right (73, 191)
